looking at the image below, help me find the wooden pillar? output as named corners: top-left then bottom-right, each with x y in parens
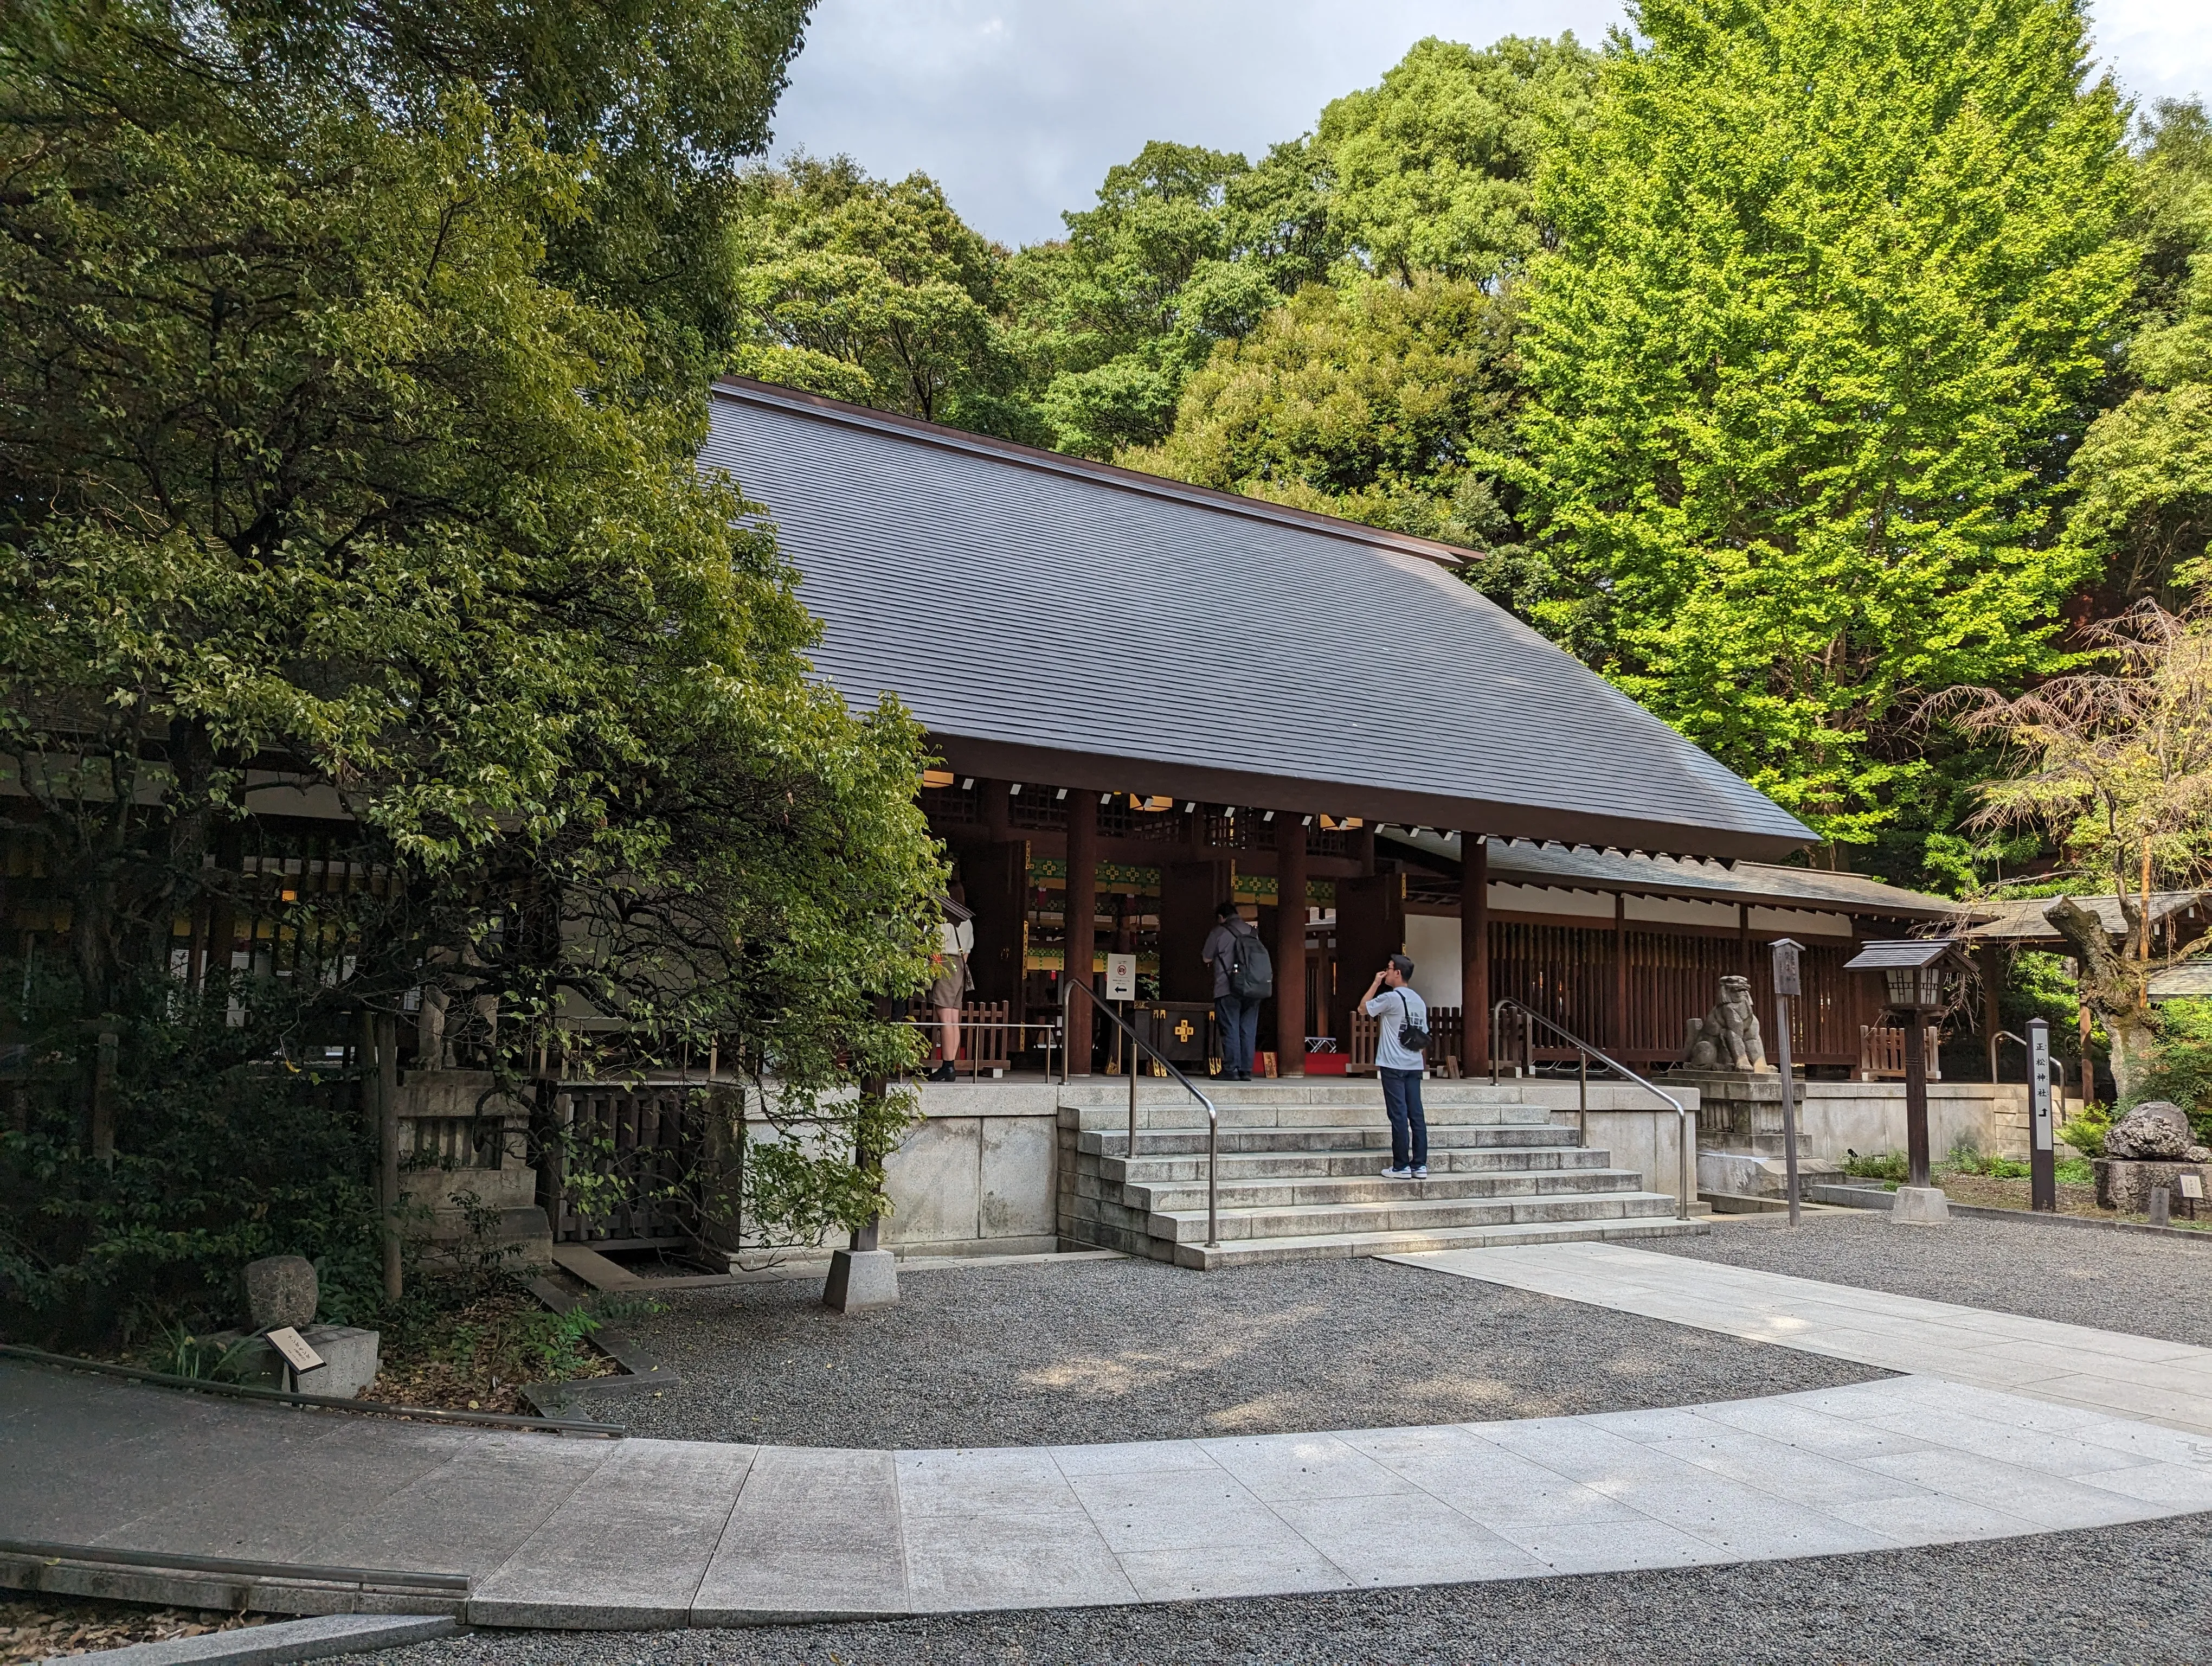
top-left (2079, 1000), bottom-right (2095, 1107)
top-left (1462, 837), bottom-right (1489, 1072)
top-left (1353, 823), bottom-right (1377, 876)
top-left (1737, 905), bottom-right (1751, 976)
top-left (1065, 794), bottom-right (1097, 1075)
top-left (1978, 942), bottom-right (2006, 1082)
top-left (1275, 813), bottom-right (1308, 1077)
top-left (1613, 892), bottom-right (1629, 1054)
top-left (982, 777), bottom-right (1011, 843)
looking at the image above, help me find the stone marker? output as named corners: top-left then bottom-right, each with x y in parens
top-left (824, 1247), bottom-right (898, 1312)
top-left (1892, 1184), bottom-right (1950, 1225)
top-left (242, 1254), bottom-right (317, 1331)
top-left (2150, 1186), bottom-right (2172, 1228)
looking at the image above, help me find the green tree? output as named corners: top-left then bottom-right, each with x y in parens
top-left (1516, 0), bottom-right (2136, 847)
top-left (729, 155), bottom-right (1031, 434)
top-left (0, 1), bottom-right (936, 1332)
top-left (1122, 277), bottom-right (1527, 561)
top-left (2065, 100), bottom-right (2212, 610)
top-left (1006, 140), bottom-right (1283, 456)
top-left (1317, 34), bottom-right (1596, 284)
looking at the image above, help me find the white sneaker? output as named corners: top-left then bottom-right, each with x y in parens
top-left (1411, 1165), bottom-right (1429, 1179)
top-left (1380, 1166), bottom-right (1412, 1179)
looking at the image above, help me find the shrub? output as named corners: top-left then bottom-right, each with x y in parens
top-left (2059, 1103), bottom-right (2113, 1159)
top-left (1843, 1148), bottom-right (1909, 1182)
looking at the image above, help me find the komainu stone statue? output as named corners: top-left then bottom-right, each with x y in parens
top-left (1682, 975), bottom-right (1770, 1072)
top-left (2104, 1100), bottom-right (2210, 1163)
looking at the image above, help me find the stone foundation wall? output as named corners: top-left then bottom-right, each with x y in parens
top-left (880, 1084), bottom-right (1059, 1257)
top-left (1795, 1082), bottom-right (2034, 1162)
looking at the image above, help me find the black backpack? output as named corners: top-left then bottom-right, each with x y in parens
top-left (1229, 928), bottom-right (1275, 999)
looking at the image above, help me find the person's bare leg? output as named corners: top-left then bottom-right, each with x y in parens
top-left (939, 1006), bottom-right (961, 1073)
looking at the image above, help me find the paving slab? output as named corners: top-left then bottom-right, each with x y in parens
top-left (1389, 1240), bottom-right (2212, 1436)
top-left (691, 1445), bottom-right (905, 1623)
top-left (55, 1613), bottom-right (459, 1666)
top-left (468, 1440), bottom-right (755, 1627)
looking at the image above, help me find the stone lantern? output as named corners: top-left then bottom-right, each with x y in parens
top-left (1844, 938), bottom-right (1973, 1222)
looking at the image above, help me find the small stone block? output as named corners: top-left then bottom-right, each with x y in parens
top-left (242, 1254), bottom-right (318, 1330)
top-left (1891, 1184), bottom-right (1950, 1225)
top-left (2149, 1187), bottom-right (2172, 1228)
top-left (823, 1248), bottom-right (898, 1312)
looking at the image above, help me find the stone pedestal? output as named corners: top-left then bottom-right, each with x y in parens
top-left (213, 1324), bottom-right (382, 1398)
top-left (824, 1248), bottom-right (899, 1312)
top-left (1676, 1069), bottom-right (1844, 1200)
top-left (1892, 1186), bottom-right (1950, 1225)
top-left (2094, 1159), bottom-right (2212, 1214)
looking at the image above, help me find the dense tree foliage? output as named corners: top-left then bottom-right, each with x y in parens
top-left (1316, 36), bottom-right (1596, 284)
top-left (0, 0), bottom-right (937, 1335)
top-left (728, 156), bottom-right (1031, 434)
top-left (1121, 278), bottom-right (1527, 558)
top-left (1515, 0), bottom-right (2134, 848)
top-left (2066, 100), bottom-right (2212, 611)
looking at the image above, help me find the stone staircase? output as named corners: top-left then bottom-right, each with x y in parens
top-left (1057, 1079), bottom-right (1706, 1270)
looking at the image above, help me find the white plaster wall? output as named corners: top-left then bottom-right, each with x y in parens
top-left (1404, 914), bottom-right (1462, 1008)
top-left (1490, 883), bottom-right (1613, 919)
top-left (1747, 907), bottom-right (1855, 938)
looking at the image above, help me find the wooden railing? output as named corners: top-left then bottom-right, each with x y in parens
top-left (1857, 1025), bottom-right (1943, 1082)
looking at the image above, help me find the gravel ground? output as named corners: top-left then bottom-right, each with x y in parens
top-left (1655, 1207), bottom-right (2212, 1347)
top-left (612, 1254), bottom-right (1883, 1446)
top-left (366, 1510), bottom-right (2212, 1666)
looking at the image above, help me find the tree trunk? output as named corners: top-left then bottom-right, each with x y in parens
top-left (2043, 896), bottom-right (2157, 1103)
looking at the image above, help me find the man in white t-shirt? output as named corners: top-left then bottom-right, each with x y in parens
top-left (1361, 953), bottom-right (1429, 1178)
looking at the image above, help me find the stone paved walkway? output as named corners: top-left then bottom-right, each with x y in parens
top-left (11, 1270), bottom-right (2212, 1631)
top-left (1393, 1240), bottom-right (2212, 1437)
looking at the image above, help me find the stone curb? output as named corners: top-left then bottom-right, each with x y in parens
top-left (1808, 1183), bottom-right (2212, 1244)
top-left (41, 1614), bottom-right (458, 1666)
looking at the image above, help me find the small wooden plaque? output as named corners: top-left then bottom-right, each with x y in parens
top-left (2179, 1174), bottom-right (2205, 1201)
top-left (266, 1325), bottom-right (324, 1372)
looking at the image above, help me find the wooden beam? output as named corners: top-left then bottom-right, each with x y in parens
top-left (1275, 813), bottom-right (1308, 1077)
top-left (925, 734), bottom-right (1815, 863)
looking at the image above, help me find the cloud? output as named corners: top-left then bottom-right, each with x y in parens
top-left (768, 0), bottom-right (2212, 248)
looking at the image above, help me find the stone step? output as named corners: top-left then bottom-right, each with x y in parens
top-left (1126, 1168), bottom-right (1654, 1214)
top-left (1103, 1146), bottom-right (1617, 1184)
top-left (1065, 1101), bottom-right (1562, 1133)
top-left (1076, 1125), bottom-right (1580, 1159)
top-left (1056, 1081), bottom-right (1541, 1110)
top-left (1168, 1214), bottom-right (1708, 1270)
top-left (1148, 1189), bottom-right (1684, 1244)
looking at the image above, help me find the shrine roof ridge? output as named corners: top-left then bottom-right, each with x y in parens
top-left (710, 376), bottom-right (1481, 567)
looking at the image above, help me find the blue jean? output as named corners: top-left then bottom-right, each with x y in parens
top-left (1215, 995), bottom-right (1259, 1077)
top-left (1381, 1067), bottom-right (1428, 1169)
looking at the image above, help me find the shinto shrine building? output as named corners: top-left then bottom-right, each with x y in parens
top-left (703, 378), bottom-right (1961, 1081)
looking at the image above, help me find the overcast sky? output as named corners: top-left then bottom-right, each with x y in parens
top-left (769, 0), bottom-right (2212, 247)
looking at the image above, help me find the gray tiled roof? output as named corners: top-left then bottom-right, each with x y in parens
top-left (2149, 962), bottom-right (2212, 999)
top-left (1378, 830), bottom-right (1960, 918)
top-left (701, 380), bottom-right (1816, 860)
top-left (1956, 892), bottom-right (2210, 944)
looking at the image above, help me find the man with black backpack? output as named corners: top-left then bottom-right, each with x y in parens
top-left (1203, 900), bottom-right (1272, 1081)
top-left (1362, 953), bottom-right (1430, 1178)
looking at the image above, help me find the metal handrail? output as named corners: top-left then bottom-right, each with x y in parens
top-left (1490, 999), bottom-right (1693, 1221)
top-left (1062, 979), bottom-right (1220, 1249)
